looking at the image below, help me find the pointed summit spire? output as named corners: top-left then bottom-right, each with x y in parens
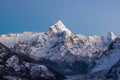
top-left (48, 20), bottom-right (72, 37)
top-left (55, 20), bottom-right (64, 27)
top-left (51, 20), bottom-right (68, 31)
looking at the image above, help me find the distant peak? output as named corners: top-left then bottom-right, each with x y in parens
top-left (48, 20), bottom-right (72, 37)
top-left (107, 32), bottom-right (116, 40)
top-left (108, 32), bottom-right (115, 36)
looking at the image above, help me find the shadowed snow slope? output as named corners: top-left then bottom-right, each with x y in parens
top-left (0, 42), bottom-right (65, 80)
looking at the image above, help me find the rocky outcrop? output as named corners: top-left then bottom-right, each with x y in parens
top-left (0, 43), bottom-right (65, 80)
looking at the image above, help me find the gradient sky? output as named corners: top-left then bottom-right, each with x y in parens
top-left (0, 0), bottom-right (120, 36)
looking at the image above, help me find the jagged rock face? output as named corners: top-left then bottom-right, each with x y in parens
top-left (13, 42), bottom-right (32, 54)
top-left (90, 37), bottom-right (120, 73)
top-left (104, 38), bottom-right (120, 80)
top-left (48, 20), bottom-right (72, 37)
top-left (108, 37), bottom-right (120, 50)
top-left (106, 60), bottom-right (120, 80)
top-left (69, 36), bottom-right (120, 80)
top-left (0, 43), bottom-right (65, 80)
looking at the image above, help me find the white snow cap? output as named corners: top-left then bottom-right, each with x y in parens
top-left (49, 20), bottom-right (72, 37)
top-left (107, 32), bottom-right (116, 40)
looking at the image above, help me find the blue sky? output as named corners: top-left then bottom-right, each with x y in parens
top-left (0, 0), bottom-right (120, 36)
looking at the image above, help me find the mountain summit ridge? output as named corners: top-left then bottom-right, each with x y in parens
top-left (48, 20), bottom-right (72, 37)
top-left (0, 21), bottom-right (120, 80)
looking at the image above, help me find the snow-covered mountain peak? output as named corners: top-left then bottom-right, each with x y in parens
top-left (1, 21), bottom-right (120, 79)
top-left (55, 20), bottom-right (64, 26)
top-left (48, 20), bottom-right (72, 37)
top-left (107, 31), bottom-right (116, 40)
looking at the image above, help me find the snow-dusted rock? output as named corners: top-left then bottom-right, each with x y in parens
top-left (48, 20), bottom-right (72, 37)
top-left (91, 37), bottom-right (120, 73)
top-left (0, 43), bottom-right (65, 80)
